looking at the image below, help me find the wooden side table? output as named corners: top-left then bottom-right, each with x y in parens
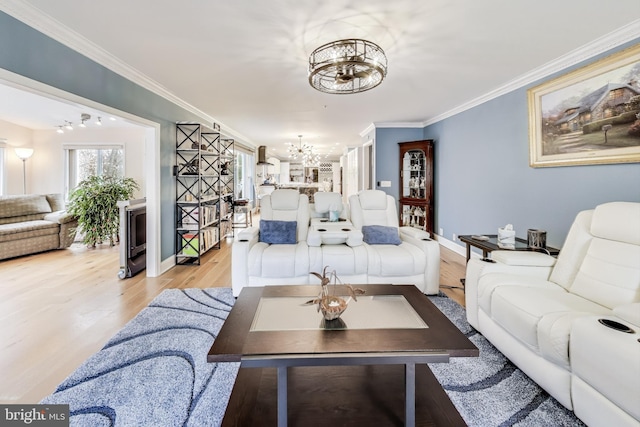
top-left (233, 201), bottom-right (253, 228)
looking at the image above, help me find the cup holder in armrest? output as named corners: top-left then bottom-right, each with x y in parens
top-left (481, 258), bottom-right (496, 263)
top-left (598, 318), bottom-right (635, 333)
top-left (317, 228), bottom-right (326, 232)
top-left (341, 228), bottom-right (351, 232)
top-left (421, 238), bottom-right (431, 241)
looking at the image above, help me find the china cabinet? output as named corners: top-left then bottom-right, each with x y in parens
top-left (399, 140), bottom-right (434, 236)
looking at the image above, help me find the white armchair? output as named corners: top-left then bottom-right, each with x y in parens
top-left (348, 190), bottom-right (440, 294)
top-left (231, 189), bottom-right (310, 296)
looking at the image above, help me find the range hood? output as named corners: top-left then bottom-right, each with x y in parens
top-left (256, 146), bottom-right (273, 165)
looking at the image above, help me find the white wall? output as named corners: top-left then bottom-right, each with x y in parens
top-left (0, 119), bottom-right (35, 195)
top-left (0, 118), bottom-right (146, 197)
top-left (31, 127), bottom-right (146, 198)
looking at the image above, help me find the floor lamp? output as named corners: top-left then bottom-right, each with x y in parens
top-left (15, 148), bottom-right (34, 194)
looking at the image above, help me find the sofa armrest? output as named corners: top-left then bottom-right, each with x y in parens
top-left (399, 227), bottom-right (440, 295)
top-left (44, 210), bottom-right (78, 248)
top-left (464, 256), bottom-right (555, 329)
top-left (232, 226), bottom-right (260, 297)
top-left (307, 230), bottom-right (322, 247)
top-left (345, 230), bottom-right (363, 247)
top-left (237, 226), bottom-right (259, 242)
top-left (44, 210), bottom-right (76, 225)
top-left (491, 250), bottom-right (556, 267)
top-left (613, 302), bottom-right (640, 327)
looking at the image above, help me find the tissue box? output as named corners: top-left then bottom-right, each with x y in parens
top-left (498, 227), bottom-right (516, 245)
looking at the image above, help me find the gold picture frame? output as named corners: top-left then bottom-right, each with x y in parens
top-left (528, 44), bottom-right (640, 167)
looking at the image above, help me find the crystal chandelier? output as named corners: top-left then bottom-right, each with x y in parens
top-left (287, 135), bottom-right (321, 167)
top-left (308, 39), bottom-right (387, 94)
top-left (302, 148), bottom-right (321, 167)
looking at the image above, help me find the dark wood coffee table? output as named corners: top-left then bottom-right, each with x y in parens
top-left (208, 284), bottom-right (478, 426)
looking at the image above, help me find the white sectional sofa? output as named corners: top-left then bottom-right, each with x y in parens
top-left (464, 201), bottom-right (640, 427)
top-left (232, 189), bottom-right (441, 297)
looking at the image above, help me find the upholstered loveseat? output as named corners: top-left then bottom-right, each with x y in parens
top-left (464, 202), bottom-right (640, 427)
top-left (0, 194), bottom-right (77, 260)
top-left (232, 189), bottom-right (440, 297)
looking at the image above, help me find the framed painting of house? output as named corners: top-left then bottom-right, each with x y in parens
top-left (528, 44), bottom-right (640, 167)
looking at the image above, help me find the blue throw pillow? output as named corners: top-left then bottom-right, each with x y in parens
top-left (362, 225), bottom-right (402, 245)
top-left (259, 220), bottom-right (297, 244)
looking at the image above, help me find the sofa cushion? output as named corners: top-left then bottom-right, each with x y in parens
top-left (357, 190), bottom-right (388, 210)
top-left (0, 220), bottom-right (59, 243)
top-left (259, 220), bottom-right (297, 244)
top-left (0, 195), bottom-right (52, 219)
top-left (590, 201), bottom-right (640, 246)
top-left (477, 273), bottom-right (563, 319)
top-left (570, 238), bottom-right (640, 309)
top-left (364, 242), bottom-right (425, 276)
top-left (362, 225), bottom-right (401, 245)
top-left (247, 241), bottom-right (309, 278)
top-left (490, 286), bottom-right (609, 366)
top-left (313, 192), bottom-right (342, 214)
top-left (45, 194), bottom-right (65, 212)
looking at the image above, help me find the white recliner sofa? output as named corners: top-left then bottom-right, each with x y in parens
top-left (464, 201), bottom-right (640, 427)
top-left (232, 189), bottom-right (442, 297)
top-left (349, 190), bottom-right (440, 295)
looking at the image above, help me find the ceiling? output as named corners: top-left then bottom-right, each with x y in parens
top-left (1, 1), bottom-right (639, 161)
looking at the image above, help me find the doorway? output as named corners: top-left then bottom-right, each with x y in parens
top-left (0, 69), bottom-right (161, 276)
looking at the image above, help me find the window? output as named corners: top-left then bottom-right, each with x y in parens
top-left (233, 151), bottom-right (255, 202)
top-left (65, 145), bottom-right (124, 196)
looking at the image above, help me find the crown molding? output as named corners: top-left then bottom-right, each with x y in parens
top-left (359, 121), bottom-right (423, 136)
top-left (423, 19), bottom-right (640, 127)
top-left (359, 123), bottom-right (376, 137)
top-left (374, 121), bottom-right (424, 128)
top-left (0, 0), bottom-right (254, 146)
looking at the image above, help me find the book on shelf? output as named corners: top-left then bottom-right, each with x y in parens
top-left (181, 206), bottom-right (199, 230)
top-left (182, 233), bottom-right (199, 256)
top-left (181, 204), bottom-right (219, 229)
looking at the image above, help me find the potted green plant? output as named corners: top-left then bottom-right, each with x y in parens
top-left (67, 175), bottom-right (139, 247)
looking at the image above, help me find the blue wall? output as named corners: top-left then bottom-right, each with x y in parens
top-left (0, 12), bottom-right (208, 260)
top-left (374, 127), bottom-right (424, 201)
top-left (377, 40), bottom-right (640, 248)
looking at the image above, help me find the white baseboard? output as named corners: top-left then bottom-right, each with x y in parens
top-left (435, 235), bottom-right (481, 260)
top-left (159, 255), bottom-right (176, 275)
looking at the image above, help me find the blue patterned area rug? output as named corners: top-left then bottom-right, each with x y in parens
top-left (42, 288), bottom-right (583, 426)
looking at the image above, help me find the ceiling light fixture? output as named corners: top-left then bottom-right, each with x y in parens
top-left (287, 135), bottom-right (311, 160)
top-left (56, 126), bottom-right (64, 134)
top-left (308, 38), bottom-right (387, 94)
top-left (96, 116), bottom-right (102, 126)
top-left (64, 121), bottom-right (73, 130)
top-left (79, 113), bottom-right (91, 127)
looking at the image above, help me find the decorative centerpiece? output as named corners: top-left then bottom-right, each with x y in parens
top-left (305, 266), bottom-right (364, 321)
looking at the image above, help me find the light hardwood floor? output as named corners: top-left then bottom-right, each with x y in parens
top-left (0, 237), bottom-right (466, 404)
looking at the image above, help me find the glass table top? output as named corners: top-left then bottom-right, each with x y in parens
top-left (250, 295), bottom-right (428, 331)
